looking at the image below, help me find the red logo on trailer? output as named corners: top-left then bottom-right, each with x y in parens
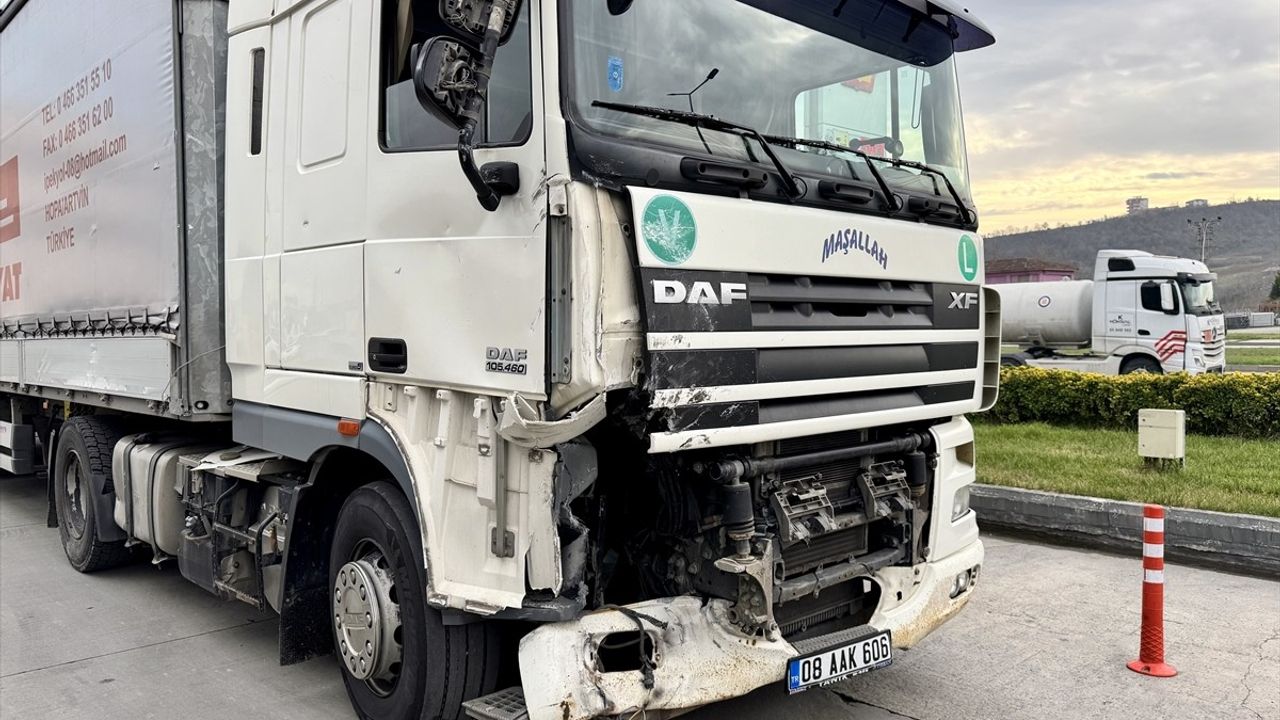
top-left (0, 156), bottom-right (20, 243)
top-left (1154, 331), bottom-right (1186, 362)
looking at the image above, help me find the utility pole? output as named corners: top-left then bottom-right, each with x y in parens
top-left (1186, 216), bottom-right (1222, 263)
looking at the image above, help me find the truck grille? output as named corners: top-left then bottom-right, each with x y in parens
top-left (780, 526), bottom-right (868, 577)
top-left (641, 269), bottom-right (986, 448)
top-left (749, 273), bottom-right (934, 331)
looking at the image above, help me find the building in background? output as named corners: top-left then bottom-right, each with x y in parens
top-left (1185, 199), bottom-right (1209, 208)
top-left (1126, 197), bottom-right (1150, 214)
top-left (985, 258), bottom-right (1078, 284)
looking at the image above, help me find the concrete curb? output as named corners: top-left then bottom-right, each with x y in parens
top-left (970, 484), bottom-right (1280, 578)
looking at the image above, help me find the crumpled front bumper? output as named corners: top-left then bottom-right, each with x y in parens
top-left (518, 539), bottom-right (985, 720)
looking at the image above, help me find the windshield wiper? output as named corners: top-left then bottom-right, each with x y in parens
top-left (764, 134), bottom-right (974, 225)
top-left (591, 100), bottom-right (803, 199)
top-left (868, 156), bottom-right (974, 225)
top-left (761, 134), bottom-right (900, 213)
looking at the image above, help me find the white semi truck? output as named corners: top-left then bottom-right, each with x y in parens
top-left (0, 1), bottom-right (1001, 718)
top-left (999, 250), bottom-right (1226, 375)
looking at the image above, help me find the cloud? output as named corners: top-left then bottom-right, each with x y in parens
top-left (1143, 171), bottom-right (1211, 180)
top-left (959, 0), bottom-right (1280, 227)
top-left (973, 151), bottom-right (1279, 231)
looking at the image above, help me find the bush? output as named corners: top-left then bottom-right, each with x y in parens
top-left (985, 367), bottom-right (1280, 438)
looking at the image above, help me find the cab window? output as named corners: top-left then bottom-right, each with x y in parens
top-left (379, 0), bottom-right (533, 151)
top-left (1140, 281), bottom-right (1177, 312)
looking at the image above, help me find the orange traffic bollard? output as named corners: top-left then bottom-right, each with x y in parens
top-left (1127, 505), bottom-right (1177, 677)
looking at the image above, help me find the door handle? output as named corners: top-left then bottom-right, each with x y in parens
top-left (368, 338), bottom-right (408, 373)
top-left (1138, 329), bottom-right (1151, 336)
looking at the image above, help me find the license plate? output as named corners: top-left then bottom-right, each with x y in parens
top-left (786, 630), bottom-right (892, 694)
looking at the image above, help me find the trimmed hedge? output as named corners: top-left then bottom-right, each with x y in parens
top-left (985, 367), bottom-right (1280, 438)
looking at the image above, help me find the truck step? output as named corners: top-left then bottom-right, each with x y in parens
top-left (463, 687), bottom-right (529, 720)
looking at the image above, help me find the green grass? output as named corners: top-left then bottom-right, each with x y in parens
top-left (972, 422), bottom-right (1280, 517)
top-left (1226, 332), bottom-right (1279, 341)
top-left (1227, 347), bottom-right (1280, 367)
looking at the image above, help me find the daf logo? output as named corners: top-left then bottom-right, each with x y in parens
top-left (948, 291), bottom-right (979, 310)
top-left (486, 347), bottom-right (528, 362)
top-left (653, 279), bottom-right (748, 305)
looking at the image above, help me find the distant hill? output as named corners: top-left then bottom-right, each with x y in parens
top-left (985, 200), bottom-right (1280, 311)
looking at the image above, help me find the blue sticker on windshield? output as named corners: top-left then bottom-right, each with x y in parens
top-left (607, 56), bottom-right (624, 92)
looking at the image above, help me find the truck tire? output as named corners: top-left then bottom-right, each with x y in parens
top-left (1120, 356), bottom-right (1163, 375)
top-left (330, 481), bottom-right (500, 720)
top-left (54, 416), bottom-right (133, 572)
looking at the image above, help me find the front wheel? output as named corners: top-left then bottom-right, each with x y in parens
top-left (330, 481), bottom-right (500, 720)
top-left (1120, 355), bottom-right (1163, 375)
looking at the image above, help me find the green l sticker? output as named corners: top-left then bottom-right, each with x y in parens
top-left (957, 235), bottom-right (979, 281)
top-left (642, 195), bottom-right (697, 265)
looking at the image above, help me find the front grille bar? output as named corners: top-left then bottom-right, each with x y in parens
top-left (701, 431), bottom-right (931, 482)
top-left (776, 546), bottom-right (904, 604)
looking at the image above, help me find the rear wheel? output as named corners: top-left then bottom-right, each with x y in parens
top-left (1120, 355), bottom-right (1163, 374)
top-left (330, 481), bottom-right (500, 720)
top-left (54, 416), bottom-right (133, 573)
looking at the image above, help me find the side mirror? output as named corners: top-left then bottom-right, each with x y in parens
top-left (412, 37), bottom-right (474, 129)
top-left (412, 0), bottom-right (525, 212)
top-left (1159, 282), bottom-right (1177, 314)
top-left (439, 0), bottom-right (523, 46)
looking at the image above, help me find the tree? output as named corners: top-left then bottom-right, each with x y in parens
top-left (1271, 271), bottom-right (1280, 300)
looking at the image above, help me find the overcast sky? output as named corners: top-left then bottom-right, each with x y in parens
top-left (4, 0), bottom-right (1274, 232)
top-left (958, 0), bottom-right (1280, 231)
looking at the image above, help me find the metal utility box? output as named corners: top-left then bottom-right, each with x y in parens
top-left (1138, 409), bottom-right (1186, 461)
top-left (0, 0), bottom-right (230, 420)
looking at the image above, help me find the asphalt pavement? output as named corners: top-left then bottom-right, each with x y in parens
top-left (2, 471), bottom-right (1277, 720)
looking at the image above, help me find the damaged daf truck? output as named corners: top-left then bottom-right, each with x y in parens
top-left (0, 0), bottom-right (999, 717)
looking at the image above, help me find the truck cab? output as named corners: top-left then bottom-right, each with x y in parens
top-left (1000, 250), bottom-right (1226, 374)
top-left (1092, 250), bottom-right (1226, 373)
top-left (2, 1), bottom-right (1001, 718)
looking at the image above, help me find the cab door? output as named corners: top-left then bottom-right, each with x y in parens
top-left (362, 0), bottom-right (547, 398)
top-left (1101, 279), bottom-right (1138, 352)
top-left (1138, 280), bottom-right (1185, 369)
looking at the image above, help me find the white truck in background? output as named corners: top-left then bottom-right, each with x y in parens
top-left (1, 1), bottom-right (1000, 718)
top-left (999, 250), bottom-right (1226, 375)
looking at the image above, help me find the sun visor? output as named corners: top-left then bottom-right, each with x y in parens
top-left (736, 0), bottom-right (994, 56)
top-left (923, 0), bottom-right (996, 51)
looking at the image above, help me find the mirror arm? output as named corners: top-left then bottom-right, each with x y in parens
top-left (458, 124), bottom-right (500, 211)
top-left (456, 0), bottom-right (514, 212)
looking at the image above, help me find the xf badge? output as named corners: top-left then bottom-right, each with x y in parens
top-left (948, 291), bottom-right (979, 310)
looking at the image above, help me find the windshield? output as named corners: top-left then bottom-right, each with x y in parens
top-left (564, 0), bottom-right (972, 202)
top-left (1181, 279), bottom-right (1219, 315)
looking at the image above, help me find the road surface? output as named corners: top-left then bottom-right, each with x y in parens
top-left (2, 472), bottom-right (1276, 719)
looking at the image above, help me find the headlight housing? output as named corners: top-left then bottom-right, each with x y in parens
top-left (951, 486), bottom-right (971, 522)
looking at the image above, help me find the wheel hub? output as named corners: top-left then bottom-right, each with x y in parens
top-left (334, 552), bottom-right (402, 689)
top-left (62, 452), bottom-right (87, 539)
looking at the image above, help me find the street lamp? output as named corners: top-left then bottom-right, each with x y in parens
top-left (1186, 216), bottom-right (1222, 263)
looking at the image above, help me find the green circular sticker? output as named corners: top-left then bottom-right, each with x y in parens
top-left (642, 195), bottom-right (697, 265)
top-left (957, 234), bottom-right (979, 282)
